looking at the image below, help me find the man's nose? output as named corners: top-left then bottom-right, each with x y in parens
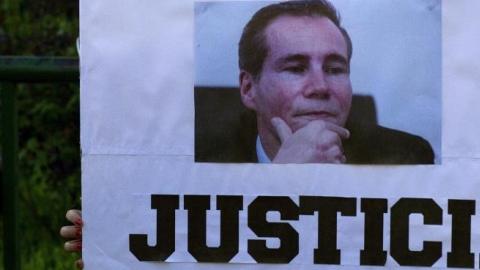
top-left (303, 70), bottom-right (330, 99)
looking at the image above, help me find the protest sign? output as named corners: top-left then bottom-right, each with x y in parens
top-left (81, 0), bottom-right (480, 269)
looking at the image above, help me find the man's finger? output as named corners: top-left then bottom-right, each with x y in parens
top-left (321, 145), bottom-right (346, 163)
top-left (322, 121), bottom-right (350, 139)
top-left (64, 239), bottom-right (82, 252)
top-left (60, 225), bottom-right (81, 239)
top-left (271, 117), bottom-right (292, 143)
top-left (75, 259), bottom-right (84, 269)
top-left (66, 209), bottom-right (83, 226)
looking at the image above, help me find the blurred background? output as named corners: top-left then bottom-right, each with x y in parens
top-left (1, 0), bottom-right (81, 268)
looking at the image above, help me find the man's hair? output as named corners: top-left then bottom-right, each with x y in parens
top-left (238, 0), bottom-right (352, 80)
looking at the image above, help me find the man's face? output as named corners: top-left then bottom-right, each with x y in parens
top-left (242, 15), bottom-right (352, 135)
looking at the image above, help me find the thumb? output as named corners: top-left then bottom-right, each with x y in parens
top-left (271, 117), bottom-right (292, 143)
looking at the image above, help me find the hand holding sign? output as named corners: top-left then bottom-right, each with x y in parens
top-left (271, 117), bottom-right (349, 164)
top-left (60, 209), bottom-right (84, 269)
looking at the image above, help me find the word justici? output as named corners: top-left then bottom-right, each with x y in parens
top-left (129, 195), bottom-right (476, 268)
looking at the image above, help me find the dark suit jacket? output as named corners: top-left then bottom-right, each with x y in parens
top-left (195, 87), bottom-right (434, 164)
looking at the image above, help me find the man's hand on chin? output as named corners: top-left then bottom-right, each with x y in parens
top-left (271, 117), bottom-right (350, 164)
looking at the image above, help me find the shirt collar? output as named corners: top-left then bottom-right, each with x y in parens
top-left (256, 136), bottom-right (271, 163)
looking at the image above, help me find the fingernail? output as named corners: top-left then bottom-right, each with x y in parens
top-left (76, 228), bottom-right (82, 237)
top-left (74, 218), bottom-right (83, 226)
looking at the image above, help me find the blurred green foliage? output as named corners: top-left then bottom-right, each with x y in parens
top-left (1, 0), bottom-right (81, 269)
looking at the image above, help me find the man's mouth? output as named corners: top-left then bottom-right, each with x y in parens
top-left (293, 111), bottom-right (336, 120)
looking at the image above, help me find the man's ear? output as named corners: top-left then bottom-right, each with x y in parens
top-left (239, 70), bottom-right (257, 110)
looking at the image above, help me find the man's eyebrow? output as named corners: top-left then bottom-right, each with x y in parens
top-left (275, 53), bottom-right (349, 66)
top-left (325, 53), bottom-right (348, 66)
top-left (275, 54), bottom-right (309, 66)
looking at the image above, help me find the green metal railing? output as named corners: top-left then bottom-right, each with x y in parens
top-left (1, 56), bottom-right (79, 270)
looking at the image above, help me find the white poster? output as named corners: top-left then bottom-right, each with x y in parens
top-left (81, 0), bottom-right (480, 269)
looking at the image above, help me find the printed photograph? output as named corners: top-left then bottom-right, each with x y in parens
top-left (194, 0), bottom-right (442, 164)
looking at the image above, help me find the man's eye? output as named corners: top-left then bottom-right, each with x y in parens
top-left (324, 66), bottom-right (346, 75)
top-left (284, 66), bottom-right (306, 74)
